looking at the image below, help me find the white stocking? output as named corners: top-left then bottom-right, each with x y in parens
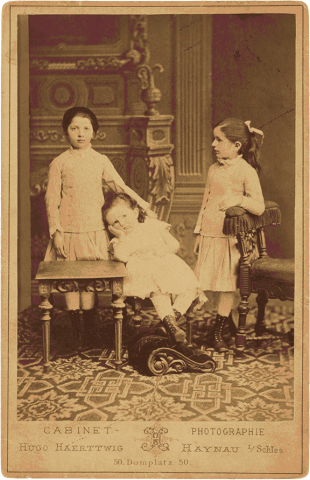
top-left (81, 291), bottom-right (96, 310)
top-left (217, 292), bottom-right (234, 317)
top-left (65, 292), bottom-right (80, 311)
top-left (172, 288), bottom-right (198, 315)
top-left (150, 293), bottom-right (174, 320)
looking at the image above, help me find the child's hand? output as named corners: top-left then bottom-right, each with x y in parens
top-left (193, 235), bottom-right (201, 255)
top-left (108, 225), bottom-right (126, 239)
top-left (145, 208), bottom-right (157, 219)
top-left (218, 195), bottom-right (243, 212)
top-left (53, 231), bottom-right (67, 258)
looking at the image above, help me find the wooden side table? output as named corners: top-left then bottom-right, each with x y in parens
top-left (35, 260), bottom-right (127, 368)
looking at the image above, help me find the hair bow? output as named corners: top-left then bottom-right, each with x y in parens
top-left (245, 121), bottom-right (264, 144)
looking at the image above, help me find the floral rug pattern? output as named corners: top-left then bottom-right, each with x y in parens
top-left (18, 303), bottom-right (294, 422)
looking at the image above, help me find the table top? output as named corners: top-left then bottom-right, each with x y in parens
top-left (35, 260), bottom-right (127, 280)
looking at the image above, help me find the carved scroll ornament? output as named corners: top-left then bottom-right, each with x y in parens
top-left (54, 279), bottom-right (108, 294)
top-left (30, 167), bottom-right (49, 196)
top-left (126, 15), bottom-right (164, 116)
top-left (148, 154), bottom-right (174, 204)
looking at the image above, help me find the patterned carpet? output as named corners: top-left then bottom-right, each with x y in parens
top-left (18, 302), bottom-right (294, 422)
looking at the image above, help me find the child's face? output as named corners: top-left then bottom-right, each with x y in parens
top-left (66, 116), bottom-right (94, 150)
top-left (106, 202), bottom-right (139, 234)
top-left (212, 126), bottom-right (240, 161)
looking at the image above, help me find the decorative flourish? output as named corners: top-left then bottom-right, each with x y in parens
top-left (148, 347), bottom-right (216, 376)
top-left (54, 279), bottom-right (108, 293)
top-left (30, 167), bottom-right (49, 197)
top-left (252, 282), bottom-right (294, 301)
top-left (104, 392), bottom-right (195, 421)
top-left (137, 64), bottom-right (164, 116)
top-left (220, 361), bottom-right (293, 392)
top-left (148, 350), bottom-right (186, 375)
top-left (127, 16), bottom-right (150, 65)
top-left (129, 156), bottom-right (149, 200)
top-left (148, 154), bottom-right (174, 204)
top-left (141, 424), bottom-right (169, 452)
top-left (55, 280), bottom-right (79, 293)
top-left (17, 390), bottom-right (86, 421)
top-left (30, 56), bottom-right (130, 72)
top-left (95, 131), bottom-right (107, 141)
top-left (30, 358), bottom-right (106, 385)
top-left (31, 129), bottom-right (66, 143)
top-left (125, 16), bottom-right (163, 115)
top-left (212, 397), bottom-right (294, 422)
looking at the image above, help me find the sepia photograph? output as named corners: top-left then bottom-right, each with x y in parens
top-left (2, 1), bottom-right (308, 477)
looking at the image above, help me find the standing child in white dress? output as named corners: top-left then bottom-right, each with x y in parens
top-left (44, 107), bottom-right (155, 353)
top-left (103, 194), bottom-right (207, 344)
top-left (194, 118), bottom-right (265, 352)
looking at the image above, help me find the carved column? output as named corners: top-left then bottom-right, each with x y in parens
top-left (127, 115), bottom-right (174, 222)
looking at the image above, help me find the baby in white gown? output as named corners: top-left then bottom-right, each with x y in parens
top-left (103, 194), bottom-right (207, 344)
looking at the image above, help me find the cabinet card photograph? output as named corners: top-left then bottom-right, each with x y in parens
top-left (2, 1), bottom-right (309, 478)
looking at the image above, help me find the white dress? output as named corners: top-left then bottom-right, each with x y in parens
top-left (44, 145), bottom-right (149, 262)
top-left (194, 155), bottom-right (265, 292)
top-left (112, 219), bottom-right (204, 300)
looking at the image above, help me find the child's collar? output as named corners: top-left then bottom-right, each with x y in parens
top-left (69, 144), bottom-right (92, 155)
top-left (217, 154), bottom-right (243, 166)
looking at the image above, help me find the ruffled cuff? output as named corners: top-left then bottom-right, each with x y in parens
top-left (193, 225), bottom-right (201, 234)
top-left (193, 289), bottom-right (208, 310)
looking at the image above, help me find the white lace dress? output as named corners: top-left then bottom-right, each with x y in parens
top-left (112, 219), bottom-right (205, 300)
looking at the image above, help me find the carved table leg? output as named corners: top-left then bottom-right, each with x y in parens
top-left (111, 278), bottom-right (125, 365)
top-left (255, 289), bottom-right (269, 337)
top-left (38, 281), bottom-right (53, 369)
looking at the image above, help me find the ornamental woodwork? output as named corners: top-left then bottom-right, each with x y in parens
top-left (54, 279), bottom-right (108, 294)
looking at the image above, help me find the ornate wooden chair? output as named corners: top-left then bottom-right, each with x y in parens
top-left (222, 200), bottom-right (294, 352)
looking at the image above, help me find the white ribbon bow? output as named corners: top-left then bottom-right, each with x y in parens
top-left (245, 121), bottom-right (264, 143)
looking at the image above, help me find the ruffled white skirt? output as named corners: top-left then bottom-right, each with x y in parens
top-left (123, 252), bottom-right (205, 301)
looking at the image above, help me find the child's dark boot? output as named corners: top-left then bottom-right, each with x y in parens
top-left (173, 309), bottom-right (186, 324)
top-left (161, 315), bottom-right (187, 344)
top-left (207, 314), bottom-right (229, 352)
top-left (222, 312), bottom-right (237, 344)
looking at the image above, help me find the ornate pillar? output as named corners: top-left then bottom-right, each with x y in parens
top-left (127, 115), bottom-right (174, 221)
top-left (125, 16), bottom-right (174, 221)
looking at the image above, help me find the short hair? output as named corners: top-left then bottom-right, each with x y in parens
top-left (62, 107), bottom-right (99, 134)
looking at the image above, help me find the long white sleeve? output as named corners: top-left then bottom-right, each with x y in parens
top-left (45, 157), bottom-right (64, 237)
top-left (240, 164), bottom-right (265, 216)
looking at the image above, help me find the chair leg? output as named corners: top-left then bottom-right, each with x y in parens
top-left (185, 307), bottom-right (195, 347)
top-left (255, 289), bottom-right (269, 337)
top-left (236, 299), bottom-right (250, 352)
top-left (235, 233), bottom-right (252, 352)
top-left (132, 297), bottom-right (143, 332)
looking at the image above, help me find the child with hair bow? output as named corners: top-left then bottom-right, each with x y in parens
top-left (194, 118), bottom-right (265, 352)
